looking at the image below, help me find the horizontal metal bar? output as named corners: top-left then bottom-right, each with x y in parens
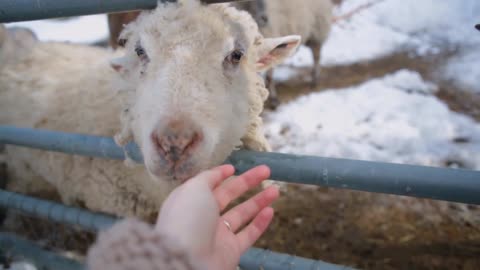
top-left (0, 232), bottom-right (84, 270)
top-left (0, 0), bottom-right (242, 23)
top-left (0, 189), bottom-right (116, 232)
top-left (227, 151), bottom-right (480, 205)
top-left (0, 189), bottom-right (354, 270)
top-left (0, 125), bottom-right (143, 162)
top-left (1, 125), bottom-right (480, 205)
top-left (240, 249), bottom-right (355, 270)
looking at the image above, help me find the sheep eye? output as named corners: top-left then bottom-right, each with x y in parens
top-left (223, 48), bottom-right (245, 70)
top-left (135, 45), bottom-right (146, 57)
top-left (134, 43), bottom-right (150, 69)
top-left (118, 38), bottom-right (127, 47)
top-left (230, 49), bottom-right (244, 64)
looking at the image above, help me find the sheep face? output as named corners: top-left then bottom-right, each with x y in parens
top-left (111, 2), bottom-right (301, 183)
top-left (132, 34), bottom-right (251, 183)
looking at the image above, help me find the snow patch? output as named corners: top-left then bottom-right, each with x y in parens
top-left (323, 0), bottom-right (480, 65)
top-left (442, 48), bottom-right (480, 94)
top-left (265, 70), bottom-right (480, 169)
top-left (382, 70), bottom-right (438, 95)
top-left (6, 15), bottom-right (108, 44)
top-left (322, 4), bottom-right (412, 66)
top-left (275, 0), bottom-right (480, 93)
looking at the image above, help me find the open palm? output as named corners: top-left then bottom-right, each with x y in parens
top-left (156, 165), bottom-right (279, 270)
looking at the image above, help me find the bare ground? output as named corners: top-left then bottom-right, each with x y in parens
top-left (256, 186), bottom-right (480, 270)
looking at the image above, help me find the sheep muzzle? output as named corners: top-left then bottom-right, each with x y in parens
top-left (148, 119), bottom-right (204, 182)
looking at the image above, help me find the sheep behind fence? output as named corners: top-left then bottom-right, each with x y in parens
top-left (1, 0), bottom-right (480, 269)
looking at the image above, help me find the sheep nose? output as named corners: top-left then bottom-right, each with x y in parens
top-left (151, 121), bottom-right (202, 164)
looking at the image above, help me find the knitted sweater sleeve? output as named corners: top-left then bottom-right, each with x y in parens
top-left (87, 219), bottom-right (206, 270)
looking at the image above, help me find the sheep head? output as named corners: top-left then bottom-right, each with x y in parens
top-left (110, 0), bottom-right (301, 183)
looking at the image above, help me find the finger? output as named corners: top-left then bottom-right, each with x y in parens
top-left (192, 164), bottom-right (235, 190)
top-left (208, 164), bottom-right (235, 189)
top-left (236, 207), bottom-right (275, 254)
top-left (222, 186), bottom-right (279, 232)
top-left (214, 165), bottom-right (271, 211)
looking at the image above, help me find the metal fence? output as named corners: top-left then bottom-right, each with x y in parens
top-left (0, 189), bottom-right (355, 270)
top-left (1, 126), bottom-right (479, 269)
top-left (0, 0), bottom-right (479, 269)
top-left (2, 126), bottom-right (479, 205)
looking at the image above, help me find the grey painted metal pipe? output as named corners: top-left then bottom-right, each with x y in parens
top-left (0, 234), bottom-right (355, 270)
top-left (240, 249), bottom-right (355, 270)
top-left (0, 233), bottom-right (84, 270)
top-left (227, 151), bottom-right (480, 205)
top-left (1, 125), bottom-right (480, 205)
top-left (0, 125), bottom-right (144, 162)
top-left (0, 189), bottom-right (116, 232)
top-left (0, 189), bottom-right (355, 270)
top-left (0, 0), bottom-right (241, 23)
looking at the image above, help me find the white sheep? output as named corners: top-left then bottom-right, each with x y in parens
top-left (0, 25), bottom-right (37, 65)
top-left (0, 0), bottom-right (300, 220)
top-left (234, 0), bottom-right (334, 109)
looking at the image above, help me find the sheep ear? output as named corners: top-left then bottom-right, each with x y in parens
top-left (256, 35), bottom-right (301, 71)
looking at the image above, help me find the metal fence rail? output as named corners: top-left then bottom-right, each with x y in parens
top-left (0, 189), bottom-right (116, 232)
top-left (2, 125), bottom-right (480, 205)
top-left (0, 189), bottom-right (355, 270)
top-left (0, 0), bottom-right (242, 23)
top-left (0, 233), bottom-right (84, 270)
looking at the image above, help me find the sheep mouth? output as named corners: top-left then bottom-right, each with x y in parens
top-left (168, 167), bottom-right (197, 183)
top-left (147, 159), bottom-right (197, 183)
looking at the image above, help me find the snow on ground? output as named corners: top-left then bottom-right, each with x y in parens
top-left (277, 0), bottom-right (480, 93)
top-left (441, 47), bottom-right (480, 94)
top-left (269, 45), bottom-right (479, 169)
top-left (325, 0), bottom-right (480, 64)
top-left (5, 15), bottom-right (108, 44)
top-left (265, 69), bottom-right (480, 169)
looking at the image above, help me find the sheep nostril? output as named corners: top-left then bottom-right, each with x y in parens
top-left (151, 130), bottom-right (203, 163)
top-left (151, 132), bottom-right (167, 157)
top-left (181, 132), bottom-right (202, 156)
top-left (172, 131), bottom-right (201, 160)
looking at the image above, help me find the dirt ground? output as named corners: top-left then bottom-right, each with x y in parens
top-left (255, 186), bottom-right (480, 270)
top-left (253, 48), bottom-right (480, 269)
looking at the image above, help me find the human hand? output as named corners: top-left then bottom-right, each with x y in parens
top-left (155, 164), bottom-right (279, 270)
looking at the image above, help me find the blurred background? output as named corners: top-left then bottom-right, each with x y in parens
top-left (5, 0), bottom-right (480, 269)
